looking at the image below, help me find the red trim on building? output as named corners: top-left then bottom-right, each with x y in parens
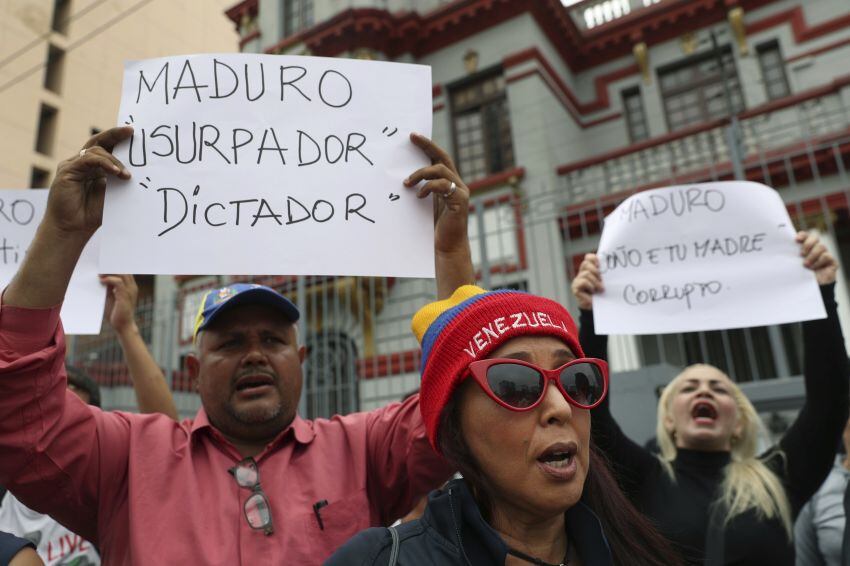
top-left (506, 68), bottom-right (622, 128)
top-left (433, 103), bottom-right (445, 113)
top-left (786, 36), bottom-right (850, 64)
top-left (556, 73), bottom-right (850, 176)
top-left (746, 6), bottom-right (850, 44)
top-left (504, 47), bottom-right (638, 115)
top-left (225, 0), bottom-right (258, 29)
top-left (467, 166), bottom-right (525, 193)
top-left (239, 30), bottom-right (261, 49)
top-left (358, 349), bottom-right (420, 379)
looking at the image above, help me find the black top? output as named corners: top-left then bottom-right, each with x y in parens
top-left (0, 531), bottom-right (34, 566)
top-left (325, 478), bottom-right (613, 566)
top-left (580, 284), bottom-right (849, 565)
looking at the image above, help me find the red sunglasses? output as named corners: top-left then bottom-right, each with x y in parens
top-left (466, 357), bottom-right (609, 412)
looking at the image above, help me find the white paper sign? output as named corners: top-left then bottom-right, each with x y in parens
top-left (593, 181), bottom-right (826, 335)
top-left (0, 190), bottom-right (106, 335)
top-left (100, 54), bottom-right (434, 277)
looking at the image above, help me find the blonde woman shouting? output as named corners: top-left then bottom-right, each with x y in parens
top-left (571, 231), bottom-right (849, 565)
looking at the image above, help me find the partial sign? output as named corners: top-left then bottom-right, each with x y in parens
top-left (593, 181), bottom-right (825, 335)
top-left (100, 54), bottom-right (434, 277)
top-left (0, 190), bottom-right (106, 334)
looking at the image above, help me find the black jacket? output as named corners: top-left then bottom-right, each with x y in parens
top-left (325, 478), bottom-right (614, 565)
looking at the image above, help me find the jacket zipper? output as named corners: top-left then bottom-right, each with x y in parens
top-left (447, 486), bottom-right (475, 566)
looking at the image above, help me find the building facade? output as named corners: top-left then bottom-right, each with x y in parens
top-left (0, 0), bottom-right (238, 415)
top-left (65, 0), bottom-right (850, 441)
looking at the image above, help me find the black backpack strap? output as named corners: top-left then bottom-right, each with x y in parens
top-left (388, 526), bottom-right (400, 566)
top-left (704, 500), bottom-right (727, 566)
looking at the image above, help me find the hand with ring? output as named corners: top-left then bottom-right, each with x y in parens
top-left (405, 133), bottom-right (474, 298)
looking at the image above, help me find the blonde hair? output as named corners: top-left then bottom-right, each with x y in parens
top-left (656, 364), bottom-right (792, 537)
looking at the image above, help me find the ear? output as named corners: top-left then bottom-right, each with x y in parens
top-left (732, 418), bottom-right (745, 441)
top-left (298, 344), bottom-right (307, 363)
top-left (186, 354), bottom-right (201, 392)
top-left (663, 413), bottom-right (675, 435)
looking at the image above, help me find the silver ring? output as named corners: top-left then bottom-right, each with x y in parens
top-left (79, 148), bottom-right (87, 158)
top-left (446, 181), bottom-right (457, 199)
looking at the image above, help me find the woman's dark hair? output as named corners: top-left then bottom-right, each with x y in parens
top-left (438, 384), bottom-right (682, 566)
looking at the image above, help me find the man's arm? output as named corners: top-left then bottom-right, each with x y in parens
top-left (102, 274), bottom-right (178, 419)
top-left (5, 128), bottom-right (131, 309)
top-left (0, 127), bottom-right (134, 543)
top-left (365, 394), bottom-right (454, 525)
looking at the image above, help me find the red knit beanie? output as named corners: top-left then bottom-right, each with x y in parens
top-left (412, 286), bottom-right (583, 451)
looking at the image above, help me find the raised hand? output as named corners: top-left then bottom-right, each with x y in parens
top-left (797, 230), bottom-right (838, 285)
top-left (404, 133), bottom-right (471, 256)
top-left (570, 253), bottom-right (604, 310)
top-left (101, 274), bottom-right (139, 335)
top-left (405, 133), bottom-right (474, 298)
top-left (45, 127), bottom-right (132, 238)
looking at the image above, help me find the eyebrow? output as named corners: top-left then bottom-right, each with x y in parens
top-left (499, 349), bottom-right (576, 363)
top-left (683, 378), bottom-right (726, 386)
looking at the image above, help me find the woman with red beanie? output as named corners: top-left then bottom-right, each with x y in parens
top-left (327, 285), bottom-right (682, 566)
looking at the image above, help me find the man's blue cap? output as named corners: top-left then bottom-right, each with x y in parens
top-left (192, 283), bottom-right (299, 341)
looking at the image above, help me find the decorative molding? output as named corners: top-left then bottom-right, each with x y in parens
top-left (746, 5), bottom-right (850, 44)
top-left (785, 37), bottom-right (850, 64)
top-left (557, 73), bottom-right (850, 176)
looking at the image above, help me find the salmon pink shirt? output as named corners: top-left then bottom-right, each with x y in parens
top-left (0, 303), bottom-right (451, 565)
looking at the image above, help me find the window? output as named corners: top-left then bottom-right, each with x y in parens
top-left (451, 71), bottom-right (515, 182)
top-left (30, 167), bottom-right (50, 188)
top-left (35, 104), bottom-right (58, 156)
top-left (622, 86), bottom-right (649, 142)
top-left (757, 41), bottom-right (790, 101)
top-left (282, 0), bottom-right (313, 37)
top-left (52, 0), bottom-right (71, 35)
top-left (659, 47), bottom-right (745, 131)
top-left (44, 45), bottom-right (65, 94)
top-left (468, 198), bottom-right (520, 270)
top-left (638, 323), bottom-right (802, 382)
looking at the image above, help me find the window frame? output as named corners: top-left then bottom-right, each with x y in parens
top-left (622, 85), bottom-right (650, 143)
top-left (658, 46), bottom-right (746, 132)
top-left (282, 0), bottom-right (313, 37)
top-left (756, 40), bottom-right (791, 101)
top-left (448, 66), bottom-right (515, 182)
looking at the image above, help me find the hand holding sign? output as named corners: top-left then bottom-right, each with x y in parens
top-left (571, 253), bottom-right (603, 311)
top-left (797, 230), bottom-right (837, 285)
top-left (47, 128), bottom-right (133, 237)
top-left (404, 133), bottom-right (474, 299)
top-left (588, 181), bottom-right (827, 335)
top-left (101, 54), bottom-right (434, 277)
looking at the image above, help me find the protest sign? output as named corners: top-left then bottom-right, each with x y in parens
top-left (0, 190), bottom-right (106, 335)
top-left (593, 181), bottom-right (825, 335)
top-left (100, 54), bottom-right (434, 277)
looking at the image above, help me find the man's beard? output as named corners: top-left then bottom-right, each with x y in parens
top-left (225, 399), bottom-right (284, 425)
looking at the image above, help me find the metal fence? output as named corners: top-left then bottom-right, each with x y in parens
top-left (66, 85), bottom-right (850, 419)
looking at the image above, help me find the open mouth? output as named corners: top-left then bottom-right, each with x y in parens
top-left (691, 401), bottom-right (718, 423)
top-left (536, 442), bottom-right (577, 470)
top-left (235, 374), bottom-right (275, 393)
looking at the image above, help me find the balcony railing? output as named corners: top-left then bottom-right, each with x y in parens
top-left (557, 81), bottom-right (850, 205)
top-left (564, 0), bottom-right (664, 31)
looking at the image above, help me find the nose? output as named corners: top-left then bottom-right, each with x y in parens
top-left (695, 382), bottom-right (714, 398)
top-left (241, 336), bottom-right (268, 365)
top-left (539, 378), bottom-right (573, 426)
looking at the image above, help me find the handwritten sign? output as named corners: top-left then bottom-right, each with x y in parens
top-left (0, 190), bottom-right (106, 334)
top-left (593, 181), bottom-right (825, 335)
top-left (100, 54), bottom-right (434, 277)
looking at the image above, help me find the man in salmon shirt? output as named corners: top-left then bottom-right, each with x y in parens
top-left (0, 126), bottom-right (474, 564)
